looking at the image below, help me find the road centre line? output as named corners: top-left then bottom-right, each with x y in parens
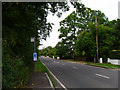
top-left (73, 66), bottom-right (78, 69)
top-left (54, 61), bottom-right (60, 63)
top-left (96, 73), bottom-right (110, 79)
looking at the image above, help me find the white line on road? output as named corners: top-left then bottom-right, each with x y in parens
top-left (73, 67), bottom-right (78, 69)
top-left (62, 64), bottom-right (65, 65)
top-left (96, 73), bottom-right (110, 79)
top-left (40, 60), bottom-right (67, 90)
top-left (54, 61), bottom-right (60, 63)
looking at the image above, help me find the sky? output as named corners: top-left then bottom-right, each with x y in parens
top-left (38, 0), bottom-right (120, 50)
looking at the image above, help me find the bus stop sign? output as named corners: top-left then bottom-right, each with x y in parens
top-left (33, 53), bottom-right (37, 62)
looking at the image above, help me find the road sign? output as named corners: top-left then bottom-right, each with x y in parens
top-left (31, 37), bottom-right (35, 42)
top-left (33, 53), bottom-right (37, 61)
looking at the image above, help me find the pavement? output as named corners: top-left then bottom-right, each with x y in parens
top-left (40, 56), bottom-right (119, 89)
top-left (25, 72), bottom-right (52, 89)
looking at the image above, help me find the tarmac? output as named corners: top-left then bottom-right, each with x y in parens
top-left (25, 72), bottom-right (52, 89)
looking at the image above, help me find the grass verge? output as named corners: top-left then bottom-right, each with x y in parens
top-left (60, 59), bottom-right (120, 69)
top-left (86, 62), bottom-right (120, 69)
top-left (36, 59), bottom-right (56, 87)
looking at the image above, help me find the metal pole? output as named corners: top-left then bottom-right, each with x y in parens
top-left (34, 38), bottom-right (36, 72)
top-left (95, 11), bottom-right (99, 63)
top-left (34, 38), bottom-right (36, 53)
top-left (35, 62), bottom-right (36, 72)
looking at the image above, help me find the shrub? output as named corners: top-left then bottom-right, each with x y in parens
top-left (109, 51), bottom-right (120, 59)
top-left (2, 54), bottom-right (30, 88)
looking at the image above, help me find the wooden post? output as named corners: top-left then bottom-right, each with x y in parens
top-left (95, 11), bottom-right (99, 63)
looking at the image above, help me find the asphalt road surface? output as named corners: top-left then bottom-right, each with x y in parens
top-left (39, 56), bottom-right (118, 88)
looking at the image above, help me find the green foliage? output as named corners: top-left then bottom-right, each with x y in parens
top-left (36, 59), bottom-right (48, 73)
top-left (2, 55), bottom-right (30, 88)
top-left (109, 50), bottom-right (120, 59)
top-left (39, 46), bottom-right (57, 57)
top-left (55, 41), bottom-right (71, 59)
top-left (75, 22), bottom-right (116, 62)
top-left (97, 24), bottom-right (115, 61)
top-left (2, 2), bottom-right (69, 88)
top-left (58, 2), bottom-right (109, 59)
top-left (75, 30), bottom-right (96, 58)
top-left (105, 19), bottom-right (117, 28)
top-left (113, 19), bottom-right (120, 50)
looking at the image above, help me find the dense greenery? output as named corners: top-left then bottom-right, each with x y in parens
top-left (3, 1), bottom-right (119, 88)
top-left (39, 44), bottom-right (72, 59)
top-left (58, 2), bottom-right (109, 59)
top-left (109, 50), bottom-right (120, 59)
top-left (76, 23), bottom-right (115, 62)
top-left (55, 41), bottom-right (71, 59)
top-left (57, 2), bottom-right (119, 62)
top-left (39, 46), bottom-right (58, 58)
top-left (2, 2), bottom-right (69, 88)
top-left (3, 56), bottom-right (30, 88)
top-left (39, 2), bottom-right (119, 62)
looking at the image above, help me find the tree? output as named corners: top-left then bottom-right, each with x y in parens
top-left (55, 41), bottom-right (71, 59)
top-left (75, 31), bottom-right (96, 61)
top-left (75, 22), bottom-right (115, 62)
top-left (58, 11), bottom-right (78, 58)
top-left (2, 2), bottom-right (70, 88)
top-left (58, 2), bottom-right (109, 59)
top-left (114, 19), bottom-right (120, 50)
top-left (105, 19), bottom-right (117, 28)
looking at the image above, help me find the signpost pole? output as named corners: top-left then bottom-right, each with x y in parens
top-left (31, 37), bottom-right (37, 72)
top-left (35, 61), bottom-right (36, 72)
top-left (34, 38), bottom-right (36, 72)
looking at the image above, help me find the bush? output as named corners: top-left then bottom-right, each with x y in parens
top-left (109, 51), bottom-right (120, 59)
top-left (2, 55), bottom-right (30, 88)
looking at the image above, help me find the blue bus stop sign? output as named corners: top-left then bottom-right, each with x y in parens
top-left (33, 53), bottom-right (37, 62)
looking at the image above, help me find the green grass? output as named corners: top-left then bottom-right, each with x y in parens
top-left (36, 59), bottom-right (56, 87)
top-left (86, 62), bottom-right (120, 69)
top-left (60, 59), bottom-right (120, 69)
top-left (36, 59), bottom-right (48, 72)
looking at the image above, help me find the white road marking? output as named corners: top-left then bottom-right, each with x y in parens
top-left (73, 67), bottom-right (78, 69)
top-left (62, 64), bottom-right (65, 65)
top-left (96, 73), bottom-right (110, 79)
top-left (54, 61), bottom-right (60, 63)
top-left (41, 60), bottom-right (67, 90)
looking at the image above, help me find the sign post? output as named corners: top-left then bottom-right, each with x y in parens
top-left (33, 53), bottom-right (37, 72)
top-left (33, 53), bottom-right (37, 62)
top-left (31, 37), bottom-right (37, 72)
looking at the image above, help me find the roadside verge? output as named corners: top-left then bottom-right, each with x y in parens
top-left (39, 57), bottom-right (67, 90)
top-left (53, 58), bottom-right (120, 70)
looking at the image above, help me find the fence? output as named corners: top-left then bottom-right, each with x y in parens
top-left (107, 58), bottom-right (120, 65)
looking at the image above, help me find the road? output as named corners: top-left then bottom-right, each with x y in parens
top-left (39, 56), bottom-right (118, 88)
